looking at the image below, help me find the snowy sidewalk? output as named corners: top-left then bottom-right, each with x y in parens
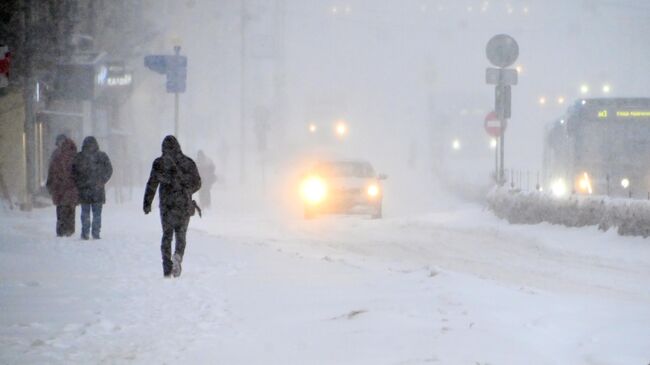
top-left (1, 200), bottom-right (650, 364)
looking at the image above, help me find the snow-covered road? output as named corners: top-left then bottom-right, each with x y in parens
top-left (1, 190), bottom-right (649, 364)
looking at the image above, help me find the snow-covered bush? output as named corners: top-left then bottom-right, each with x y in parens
top-left (487, 188), bottom-right (650, 238)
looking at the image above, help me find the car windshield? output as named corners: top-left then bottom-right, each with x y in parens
top-left (317, 162), bottom-right (376, 178)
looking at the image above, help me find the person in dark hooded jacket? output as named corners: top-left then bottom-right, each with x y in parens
top-left (72, 136), bottom-right (113, 240)
top-left (144, 135), bottom-right (201, 278)
top-left (46, 135), bottom-right (79, 236)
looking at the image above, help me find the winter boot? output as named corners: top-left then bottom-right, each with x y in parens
top-left (172, 253), bottom-right (183, 277)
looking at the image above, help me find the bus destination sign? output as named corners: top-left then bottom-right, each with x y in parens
top-left (597, 110), bottom-right (650, 119)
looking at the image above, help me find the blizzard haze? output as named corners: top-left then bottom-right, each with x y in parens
top-left (1, 1), bottom-right (650, 364)
top-left (129, 0), bottom-right (650, 202)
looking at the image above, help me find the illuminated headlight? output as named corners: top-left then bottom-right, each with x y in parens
top-left (551, 178), bottom-right (568, 197)
top-left (621, 178), bottom-right (630, 189)
top-left (367, 184), bottom-right (380, 197)
top-left (301, 177), bottom-right (327, 204)
top-left (452, 139), bottom-right (461, 150)
top-left (577, 172), bottom-right (593, 194)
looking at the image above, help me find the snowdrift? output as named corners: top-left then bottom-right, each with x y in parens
top-left (487, 188), bottom-right (650, 238)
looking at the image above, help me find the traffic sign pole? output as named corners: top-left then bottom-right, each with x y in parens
top-left (499, 127), bottom-right (505, 184)
top-left (174, 92), bottom-right (179, 138)
top-left (494, 137), bottom-right (499, 183)
top-left (485, 34), bottom-right (518, 186)
top-left (144, 46), bottom-right (187, 139)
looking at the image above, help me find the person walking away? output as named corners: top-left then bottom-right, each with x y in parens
top-left (143, 135), bottom-right (201, 278)
top-left (46, 135), bottom-right (78, 236)
top-left (196, 150), bottom-right (216, 210)
top-left (72, 136), bottom-right (113, 240)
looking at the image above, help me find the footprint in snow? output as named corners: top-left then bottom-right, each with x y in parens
top-left (330, 309), bottom-right (368, 320)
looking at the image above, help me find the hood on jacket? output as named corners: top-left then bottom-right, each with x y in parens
top-left (162, 135), bottom-right (182, 156)
top-left (81, 136), bottom-right (99, 153)
top-left (61, 138), bottom-right (77, 155)
top-left (55, 134), bottom-right (68, 148)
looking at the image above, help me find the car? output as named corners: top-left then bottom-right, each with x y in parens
top-left (300, 159), bottom-right (387, 219)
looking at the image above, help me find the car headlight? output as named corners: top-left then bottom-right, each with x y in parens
top-left (367, 184), bottom-right (380, 197)
top-left (551, 178), bottom-right (568, 197)
top-left (621, 178), bottom-right (630, 189)
top-left (577, 172), bottom-right (593, 194)
top-left (301, 176), bottom-right (327, 204)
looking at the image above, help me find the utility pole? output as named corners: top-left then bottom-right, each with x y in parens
top-left (239, 0), bottom-right (248, 185)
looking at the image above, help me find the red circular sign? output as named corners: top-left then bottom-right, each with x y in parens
top-left (484, 111), bottom-right (507, 137)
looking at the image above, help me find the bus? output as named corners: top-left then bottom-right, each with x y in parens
top-left (543, 98), bottom-right (650, 198)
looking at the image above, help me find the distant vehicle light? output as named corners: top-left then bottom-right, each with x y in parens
top-left (367, 184), bottom-right (380, 197)
top-left (490, 138), bottom-right (497, 149)
top-left (602, 84), bottom-right (611, 94)
top-left (309, 124), bottom-right (317, 133)
top-left (301, 176), bottom-right (327, 204)
top-left (621, 178), bottom-right (630, 189)
top-left (335, 121), bottom-right (348, 137)
top-left (577, 172), bottom-right (593, 195)
top-left (452, 139), bottom-right (461, 150)
top-left (551, 178), bottom-right (568, 197)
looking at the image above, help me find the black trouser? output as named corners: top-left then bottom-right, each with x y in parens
top-left (56, 205), bottom-right (76, 236)
top-left (160, 211), bottom-right (190, 275)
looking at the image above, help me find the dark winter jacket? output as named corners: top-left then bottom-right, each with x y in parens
top-left (144, 135), bottom-right (201, 217)
top-left (46, 138), bottom-right (79, 206)
top-left (72, 136), bottom-right (113, 204)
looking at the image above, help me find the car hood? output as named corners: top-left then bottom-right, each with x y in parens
top-left (327, 177), bottom-right (376, 190)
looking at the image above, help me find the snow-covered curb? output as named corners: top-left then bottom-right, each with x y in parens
top-left (487, 188), bottom-right (650, 238)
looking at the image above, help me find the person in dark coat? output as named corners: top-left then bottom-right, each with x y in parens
top-left (144, 135), bottom-right (201, 278)
top-left (72, 136), bottom-right (113, 240)
top-left (46, 135), bottom-right (79, 236)
top-left (196, 150), bottom-right (217, 210)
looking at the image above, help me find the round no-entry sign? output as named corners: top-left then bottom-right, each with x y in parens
top-left (484, 111), bottom-right (507, 137)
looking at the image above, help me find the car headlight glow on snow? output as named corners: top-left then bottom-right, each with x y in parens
top-left (301, 176), bottom-right (327, 204)
top-left (367, 184), bottom-right (380, 197)
top-left (621, 178), bottom-right (630, 189)
top-left (551, 178), bottom-right (568, 198)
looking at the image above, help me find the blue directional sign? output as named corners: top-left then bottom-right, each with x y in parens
top-left (165, 55), bottom-right (186, 93)
top-left (144, 51), bottom-right (187, 93)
